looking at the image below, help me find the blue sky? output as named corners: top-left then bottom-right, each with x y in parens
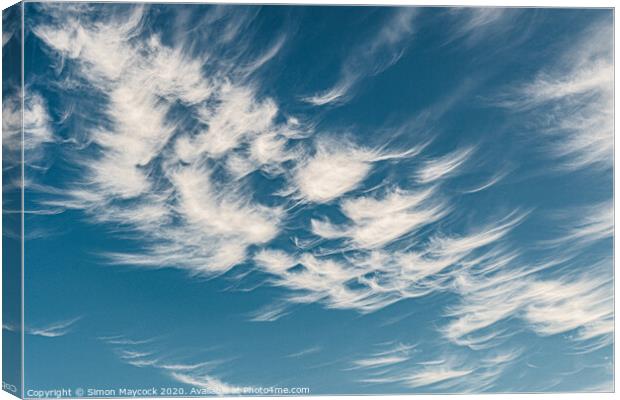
top-left (3, 3), bottom-right (613, 395)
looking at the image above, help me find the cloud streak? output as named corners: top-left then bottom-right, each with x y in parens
top-left (499, 20), bottom-right (612, 171)
top-left (4, 317), bottom-right (81, 338)
top-left (101, 335), bottom-right (236, 395)
top-left (303, 8), bottom-right (417, 106)
top-left (416, 147), bottom-right (474, 183)
top-left (352, 343), bottom-right (415, 369)
top-left (359, 348), bottom-right (522, 392)
top-left (445, 259), bottom-right (612, 351)
top-left (292, 139), bottom-right (424, 203)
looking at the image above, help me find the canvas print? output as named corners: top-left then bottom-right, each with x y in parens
top-left (2, 2), bottom-right (614, 397)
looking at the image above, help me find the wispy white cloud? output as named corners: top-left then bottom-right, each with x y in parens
top-left (2, 29), bottom-right (13, 48)
top-left (2, 31), bottom-right (13, 47)
top-left (292, 139), bottom-right (423, 203)
top-left (98, 335), bottom-right (156, 346)
top-left (293, 144), bottom-right (373, 203)
top-left (285, 346), bottom-right (322, 359)
top-left (442, 201), bottom-right (613, 352)
top-left (254, 211), bottom-right (524, 314)
top-left (2, 94), bottom-right (22, 161)
top-left (359, 348), bottom-right (521, 392)
top-left (312, 187), bottom-right (447, 248)
top-left (414, 350), bottom-right (519, 392)
top-left (352, 343), bottom-right (415, 369)
top-left (101, 335), bottom-right (235, 394)
top-left (170, 372), bottom-right (237, 395)
top-left (523, 274), bottom-right (612, 343)
top-left (416, 147), bottom-right (474, 184)
top-left (444, 259), bottom-right (612, 351)
top-left (445, 8), bottom-right (521, 47)
top-left (4, 317), bottom-right (82, 338)
top-left (404, 359), bottom-right (473, 388)
top-left (249, 302), bottom-right (290, 322)
top-left (167, 165), bottom-right (282, 271)
top-left (253, 249), bottom-right (298, 276)
top-left (3, 91), bottom-right (55, 165)
top-left (499, 20), bottom-right (612, 171)
top-left (175, 85), bottom-right (279, 161)
top-left (462, 167), bottom-right (511, 194)
top-left (23, 92), bottom-right (55, 152)
top-left (303, 81), bottom-right (353, 107)
top-left (544, 201), bottom-right (613, 249)
top-left (28, 318), bottom-right (80, 338)
top-left (2, 7), bottom-right (19, 48)
top-left (426, 211), bottom-right (526, 259)
top-left (303, 8), bottom-right (417, 106)
top-left (581, 379), bottom-right (614, 393)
